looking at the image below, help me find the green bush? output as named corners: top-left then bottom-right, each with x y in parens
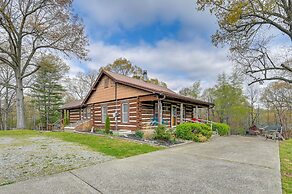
top-left (175, 122), bottom-right (212, 142)
top-left (211, 122), bottom-right (230, 136)
top-left (105, 115), bottom-right (111, 134)
top-left (135, 130), bottom-right (144, 139)
top-left (153, 125), bottom-right (171, 141)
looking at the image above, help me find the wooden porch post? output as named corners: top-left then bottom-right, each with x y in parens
top-left (207, 107), bottom-right (210, 121)
top-left (136, 97), bottom-right (141, 130)
top-left (61, 110), bottom-right (64, 130)
top-left (195, 106), bottom-right (198, 120)
top-left (180, 103), bottom-right (184, 123)
top-left (158, 100), bottom-right (162, 124)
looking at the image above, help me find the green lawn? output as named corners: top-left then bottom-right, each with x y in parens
top-left (0, 129), bottom-right (39, 137)
top-left (280, 139), bottom-right (292, 194)
top-left (0, 130), bottom-right (163, 158)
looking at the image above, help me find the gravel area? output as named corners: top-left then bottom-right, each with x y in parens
top-left (0, 136), bottom-right (114, 186)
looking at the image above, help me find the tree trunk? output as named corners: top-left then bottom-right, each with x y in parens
top-left (15, 75), bottom-right (25, 129)
top-left (0, 94), bottom-right (3, 130)
top-left (3, 86), bottom-right (8, 130)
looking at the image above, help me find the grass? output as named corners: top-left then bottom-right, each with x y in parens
top-left (0, 129), bottom-right (38, 137)
top-left (0, 130), bottom-right (163, 158)
top-left (44, 132), bottom-right (163, 158)
top-left (280, 139), bottom-right (292, 194)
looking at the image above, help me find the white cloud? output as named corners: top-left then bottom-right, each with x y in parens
top-left (73, 0), bottom-right (217, 39)
top-left (68, 39), bottom-right (231, 92)
top-left (64, 58), bottom-right (85, 75)
top-left (67, 0), bottom-right (232, 92)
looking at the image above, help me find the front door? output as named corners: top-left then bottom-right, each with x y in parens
top-left (171, 105), bottom-right (177, 127)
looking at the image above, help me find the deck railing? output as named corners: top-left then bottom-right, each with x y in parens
top-left (184, 118), bottom-right (214, 131)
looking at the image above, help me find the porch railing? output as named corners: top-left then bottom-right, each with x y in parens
top-left (184, 118), bottom-right (214, 131)
top-left (150, 117), bottom-right (169, 126)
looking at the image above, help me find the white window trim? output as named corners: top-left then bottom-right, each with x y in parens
top-left (122, 102), bottom-right (129, 123)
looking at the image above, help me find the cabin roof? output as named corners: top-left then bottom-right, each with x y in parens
top-left (63, 69), bottom-right (213, 109)
top-left (60, 99), bottom-right (83, 109)
top-left (102, 70), bottom-right (213, 106)
top-left (104, 70), bottom-right (176, 95)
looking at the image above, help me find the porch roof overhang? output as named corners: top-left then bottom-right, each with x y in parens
top-left (60, 99), bottom-right (84, 110)
top-left (140, 93), bottom-right (214, 108)
top-left (160, 92), bottom-right (214, 108)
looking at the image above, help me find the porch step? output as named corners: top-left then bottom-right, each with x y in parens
top-left (64, 119), bottom-right (91, 130)
top-left (64, 126), bottom-right (75, 131)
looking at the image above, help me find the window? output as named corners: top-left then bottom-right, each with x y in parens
top-left (171, 105), bottom-right (177, 127)
top-left (86, 106), bottom-right (91, 119)
top-left (154, 103), bottom-right (158, 119)
top-left (83, 106), bottom-right (91, 119)
top-left (101, 105), bottom-right (108, 123)
top-left (104, 77), bottom-right (109, 88)
top-left (122, 103), bottom-right (129, 123)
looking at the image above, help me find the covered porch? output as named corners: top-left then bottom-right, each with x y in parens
top-left (138, 94), bottom-right (213, 130)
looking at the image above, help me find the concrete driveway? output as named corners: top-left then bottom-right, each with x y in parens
top-left (0, 136), bottom-right (281, 194)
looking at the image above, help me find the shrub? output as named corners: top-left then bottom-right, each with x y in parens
top-left (135, 130), bottom-right (144, 139)
top-left (231, 128), bottom-right (245, 135)
top-left (211, 122), bottom-right (230, 136)
top-left (143, 131), bottom-right (154, 140)
top-left (153, 125), bottom-right (171, 141)
top-left (175, 122), bottom-right (212, 142)
top-left (105, 115), bottom-right (111, 134)
top-left (283, 130), bottom-right (292, 139)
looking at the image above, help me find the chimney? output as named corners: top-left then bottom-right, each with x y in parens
top-left (142, 70), bottom-right (148, 81)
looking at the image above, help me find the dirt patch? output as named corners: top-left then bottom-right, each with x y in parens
top-left (0, 136), bottom-right (114, 186)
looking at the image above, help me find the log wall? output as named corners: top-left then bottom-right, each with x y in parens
top-left (69, 108), bottom-right (81, 123)
top-left (91, 97), bottom-right (139, 130)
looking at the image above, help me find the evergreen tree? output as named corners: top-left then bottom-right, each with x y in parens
top-left (31, 55), bottom-right (69, 130)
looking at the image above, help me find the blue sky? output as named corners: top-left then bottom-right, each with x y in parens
top-left (69, 0), bottom-right (232, 92)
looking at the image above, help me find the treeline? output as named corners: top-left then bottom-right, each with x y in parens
top-left (0, 55), bottom-right (68, 130)
top-left (0, 57), bottom-right (168, 130)
top-left (179, 72), bottom-right (292, 134)
top-left (1, 55), bottom-right (290, 132)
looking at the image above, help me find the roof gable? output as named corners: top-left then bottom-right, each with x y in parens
top-left (81, 69), bottom-right (213, 107)
top-left (83, 70), bottom-right (174, 104)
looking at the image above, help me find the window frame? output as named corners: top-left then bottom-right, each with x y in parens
top-left (154, 103), bottom-right (158, 119)
top-left (101, 105), bottom-right (108, 123)
top-left (121, 102), bottom-right (129, 123)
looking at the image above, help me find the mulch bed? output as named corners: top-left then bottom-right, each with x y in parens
top-left (73, 131), bottom-right (190, 147)
top-left (120, 134), bottom-right (188, 147)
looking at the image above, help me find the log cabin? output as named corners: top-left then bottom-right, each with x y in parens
top-left (60, 70), bottom-right (214, 131)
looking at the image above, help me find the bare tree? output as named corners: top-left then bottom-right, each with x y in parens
top-left (261, 81), bottom-right (292, 130)
top-left (65, 70), bottom-right (99, 100)
top-left (0, 64), bottom-right (15, 130)
top-left (197, 0), bottom-right (292, 84)
top-left (0, 0), bottom-right (88, 128)
top-left (101, 58), bottom-right (142, 76)
top-left (247, 84), bottom-right (259, 126)
top-left (232, 40), bottom-right (292, 85)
